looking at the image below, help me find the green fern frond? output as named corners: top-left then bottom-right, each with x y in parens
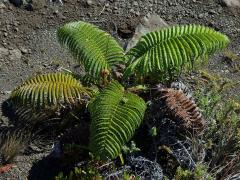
top-left (11, 73), bottom-right (91, 108)
top-left (88, 81), bottom-right (146, 160)
top-left (57, 21), bottom-right (124, 80)
top-left (123, 24), bottom-right (230, 78)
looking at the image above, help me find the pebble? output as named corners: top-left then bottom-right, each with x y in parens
top-left (198, 13), bottom-right (205, 19)
top-left (53, 10), bottom-right (59, 15)
top-left (20, 47), bottom-right (28, 54)
top-left (86, 0), bottom-right (95, 6)
top-left (9, 49), bottom-right (22, 61)
top-left (0, 3), bottom-right (6, 9)
top-left (209, 9), bottom-right (217, 14)
top-left (0, 47), bottom-right (9, 57)
top-left (135, 11), bottom-right (140, 16)
top-left (129, 8), bottom-right (135, 14)
top-left (133, 1), bottom-right (138, 6)
top-left (1, 91), bottom-right (11, 95)
top-left (14, 27), bottom-right (19, 32)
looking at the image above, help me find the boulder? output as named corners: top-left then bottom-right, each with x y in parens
top-left (126, 14), bottom-right (168, 52)
top-left (221, 0), bottom-right (240, 8)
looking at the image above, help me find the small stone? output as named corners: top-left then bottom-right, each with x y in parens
top-left (0, 47), bottom-right (9, 57)
top-left (0, 3), bottom-right (6, 9)
top-left (86, 0), bottom-right (95, 6)
top-left (198, 13), bottom-right (204, 18)
top-left (106, 8), bottom-right (112, 12)
top-left (13, 21), bottom-right (18, 26)
top-left (20, 47), bottom-right (28, 54)
top-left (61, 15), bottom-right (66, 20)
top-left (135, 11), bottom-right (140, 16)
top-left (53, 10), bottom-right (59, 15)
top-left (133, 1), bottom-right (138, 6)
top-left (3, 91), bottom-right (11, 95)
top-left (209, 9), bottom-right (217, 14)
top-left (14, 27), bottom-right (19, 32)
top-left (129, 8), bottom-right (135, 13)
top-left (2, 42), bottom-right (7, 46)
top-left (3, 32), bottom-right (7, 37)
top-left (9, 49), bottom-right (22, 60)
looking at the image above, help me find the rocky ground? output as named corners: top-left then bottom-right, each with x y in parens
top-left (0, 0), bottom-right (240, 179)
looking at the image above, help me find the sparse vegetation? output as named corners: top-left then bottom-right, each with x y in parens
top-left (192, 74), bottom-right (240, 179)
top-left (0, 129), bottom-right (31, 165)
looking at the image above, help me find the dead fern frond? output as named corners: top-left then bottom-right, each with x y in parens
top-left (159, 88), bottom-right (205, 133)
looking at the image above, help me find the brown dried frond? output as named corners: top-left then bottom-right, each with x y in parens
top-left (159, 88), bottom-right (205, 133)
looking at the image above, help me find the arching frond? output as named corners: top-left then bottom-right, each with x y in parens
top-left (124, 24), bottom-right (230, 79)
top-left (88, 81), bottom-right (146, 160)
top-left (57, 21), bottom-right (124, 80)
top-left (11, 73), bottom-right (91, 108)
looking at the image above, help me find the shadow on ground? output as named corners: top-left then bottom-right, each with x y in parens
top-left (28, 155), bottom-right (63, 180)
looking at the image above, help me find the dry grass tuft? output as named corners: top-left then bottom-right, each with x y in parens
top-left (0, 128), bottom-right (31, 164)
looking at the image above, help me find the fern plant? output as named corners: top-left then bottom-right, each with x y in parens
top-left (9, 20), bottom-right (229, 161)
